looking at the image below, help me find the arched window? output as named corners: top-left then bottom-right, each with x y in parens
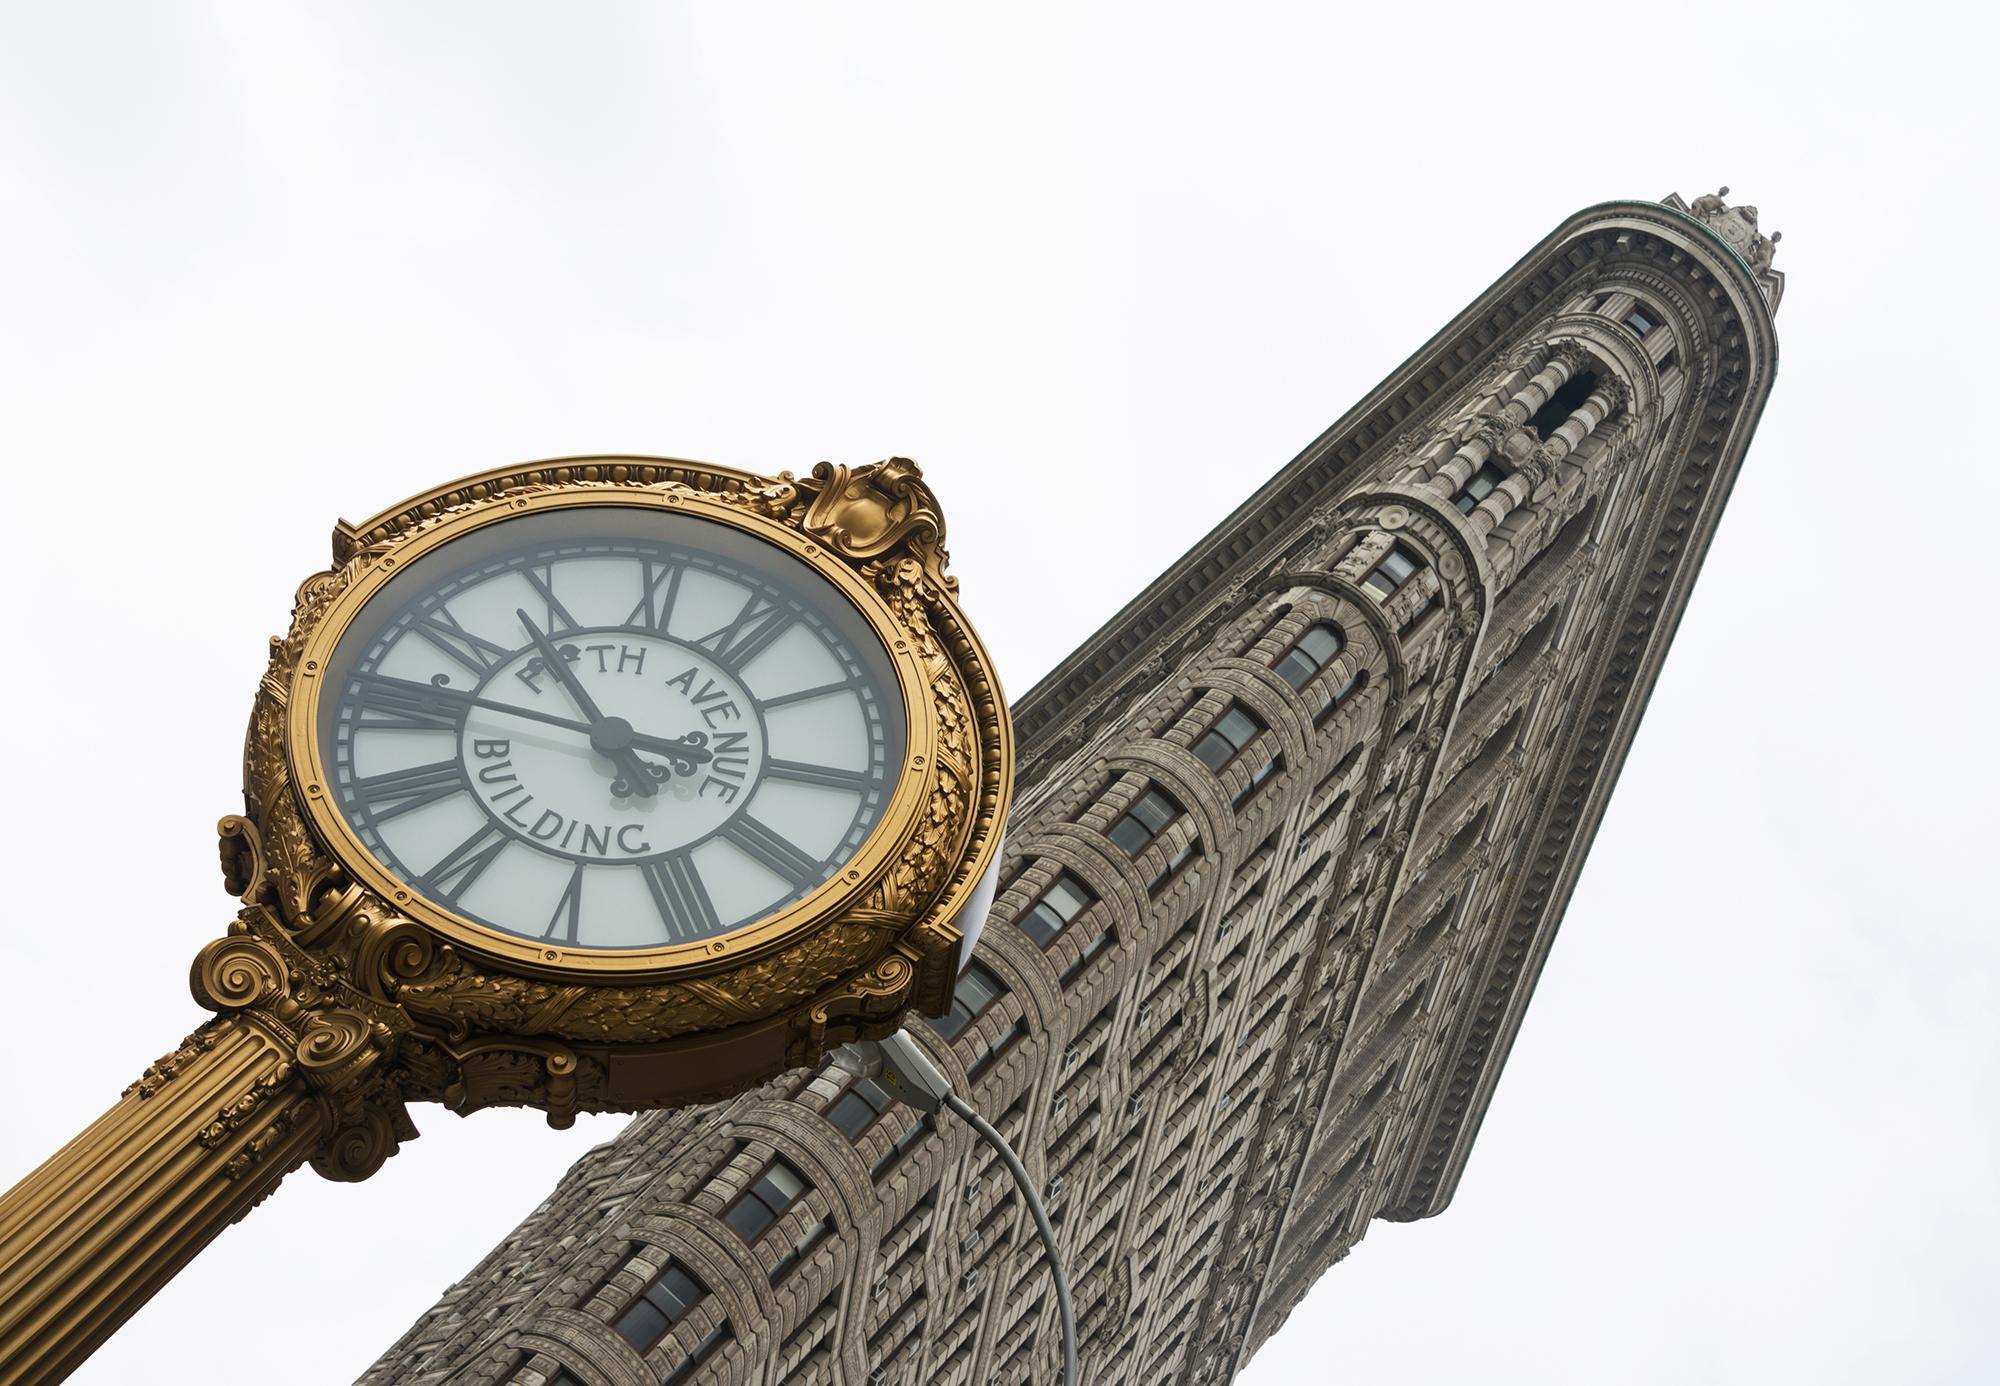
top-left (1194, 702), bottom-right (1266, 771)
top-left (1363, 543), bottom-right (1423, 597)
top-left (1275, 623), bottom-right (1344, 689)
top-left (929, 961), bottom-right (1006, 1040)
top-left (721, 1156), bottom-right (811, 1244)
top-left (613, 1260), bottom-right (711, 1352)
top-left (1528, 369), bottom-right (1599, 441)
top-left (1020, 871), bottom-right (1095, 948)
top-left (1109, 786), bottom-right (1183, 856)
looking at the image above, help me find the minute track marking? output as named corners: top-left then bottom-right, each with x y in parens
top-left (324, 521), bottom-right (907, 951)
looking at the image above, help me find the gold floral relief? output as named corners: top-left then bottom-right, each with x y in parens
top-left (207, 455), bottom-right (1011, 1121)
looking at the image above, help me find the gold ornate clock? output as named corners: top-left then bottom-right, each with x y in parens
top-left (0, 455), bottom-right (1012, 1385)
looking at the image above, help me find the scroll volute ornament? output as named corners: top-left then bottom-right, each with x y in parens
top-left (0, 455), bottom-right (1012, 1386)
top-left (247, 455), bottom-right (1012, 1114)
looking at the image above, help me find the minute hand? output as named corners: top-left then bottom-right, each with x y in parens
top-left (459, 694), bottom-right (715, 767)
top-left (516, 609), bottom-right (662, 798)
top-left (357, 673), bottom-right (715, 767)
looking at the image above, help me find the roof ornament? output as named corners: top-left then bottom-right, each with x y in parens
top-left (1669, 186), bottom-right (1785, 310)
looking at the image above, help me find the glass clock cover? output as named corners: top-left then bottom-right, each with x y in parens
top-left (315, 506), bottom-right (906, 951)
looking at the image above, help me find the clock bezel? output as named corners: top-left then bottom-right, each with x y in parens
top-left (287, 485), bottom-right (935, 981)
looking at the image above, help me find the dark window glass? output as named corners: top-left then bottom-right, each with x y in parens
top-left (1276, 624), bottom-right (1343, 689)
top-left (1362, 544), bottom-right (1422, 597)
top-left (1658, 348), bottom-right (1678, 374)
top-left (1019, 872), bottom-right (1095, 948)
top-left (827, 1076), bottom-right (895, 1140)
top-left (722, 1157), bottom-right (810, 1244)
top-left (1453, 460), bottom-right (1508, 515)
top-left (929, 961), bottom-right (1006, 1040)
top-left (1109, 786), bottom-right (1182, 855)
top-left (1194, 704), bottom-right (1264, 771)
top-left (613, 1261), bottom-right (710, 1352)
top-left (1528, 369), bottom-right (1598, 440)
top-left (1624, 307), bottom-right (1655, 336)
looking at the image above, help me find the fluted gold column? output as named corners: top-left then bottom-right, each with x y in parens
top-left (0, 1017), bottom-right (326, 1386)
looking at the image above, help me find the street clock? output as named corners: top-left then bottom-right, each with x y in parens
top-left (0, 456), bottom-right (1012, 1385)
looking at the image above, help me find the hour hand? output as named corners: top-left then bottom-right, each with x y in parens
top-left (516, 608), bottom-right (661, 799)
top-left (631, 730), bottom-right (715, 774)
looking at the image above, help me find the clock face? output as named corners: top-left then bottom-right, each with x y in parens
top-left (313, 505), bottom-right (907, 952)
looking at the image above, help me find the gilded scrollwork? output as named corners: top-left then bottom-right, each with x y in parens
top-left (211, 453), bottom-right (1011, 1133)
top-left (799, 457), bottom-right (954, 593)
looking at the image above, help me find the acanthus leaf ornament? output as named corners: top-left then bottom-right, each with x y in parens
top-left (0, 453), bottom-right (1014, 1384)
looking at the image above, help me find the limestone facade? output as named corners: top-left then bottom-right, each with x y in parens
top-left (359, 192), bottom-right (1780, 1386)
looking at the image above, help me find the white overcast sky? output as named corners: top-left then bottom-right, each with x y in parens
top-left (1, 5), bottom-right (1994, 1384)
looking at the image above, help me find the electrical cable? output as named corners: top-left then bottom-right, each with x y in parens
top-left (942, 1091), bottom-right (1080, 1386)
top-left (840, 1031), bottom-right (1080, 1386)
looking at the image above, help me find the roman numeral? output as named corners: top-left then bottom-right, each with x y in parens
top-left (764, 759), bottom-right (872, 792)
top-left (352, 759), bottom-right (465, 822)
top-left (414, 607), bottom-right (515, 674)
top-left (421, 824), bottom-right (509, 902)
top-left (520, 564), bottom-right (580, 634)
top-left (693, 592), bottom-right (793, 669)
top-left (721, 816), bottom-right (825, 887)
top-left (627, 560), bottom-right (682, 633)
top-left (351, 673), bottom-right (474, 731)
top-left (760, 677), bottom-right (862, 709)
top-left (639, 854), bottom-right (721, 941)
top-left (545, 864), bottom-right (585, 943)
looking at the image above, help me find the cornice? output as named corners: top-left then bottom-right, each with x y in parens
top-left (1384, 204), bottom-right (1779, 1220)
top-left (1011, 201), bottom-right (1773, 780)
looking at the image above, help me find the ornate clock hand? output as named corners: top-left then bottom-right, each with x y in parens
top-left (624, 728), bottom-right (714, 771)
top-left (358, 675), bottom-right (715, 775)
top-left (515, 609), bottom-right (663, 799)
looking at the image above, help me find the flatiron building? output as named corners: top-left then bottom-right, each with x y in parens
top-left (361, 190), bottom-right (1781, 1386)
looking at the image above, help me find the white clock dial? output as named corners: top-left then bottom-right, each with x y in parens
top-left (317, 507), bottom-right (905, 950)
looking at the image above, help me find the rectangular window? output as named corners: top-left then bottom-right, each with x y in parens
top-left (1362, 544), bottom-right (1421, 598)
top-left (1452, 460), bottom-right (1508, 515)
top-left (1276, 623), bottom-right (1343, 689)
top-left (613, 1260), bottom-right (710, 1352)
top-left (827, 1075), bottom-right (896, 1141)
top-left (1624, 307), bottom-right (1656, 336)
top-left (1193, 703), bottom-right (1265, 772)
top-left (1019, 872), bottom-right (1095, 948)
top-left (721, 1157), bottom-right (810, 1244)
top-left (928, 961), bottom-right (1006, 1041)
top-left (1109, 786), bottom-right (1182, 856)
